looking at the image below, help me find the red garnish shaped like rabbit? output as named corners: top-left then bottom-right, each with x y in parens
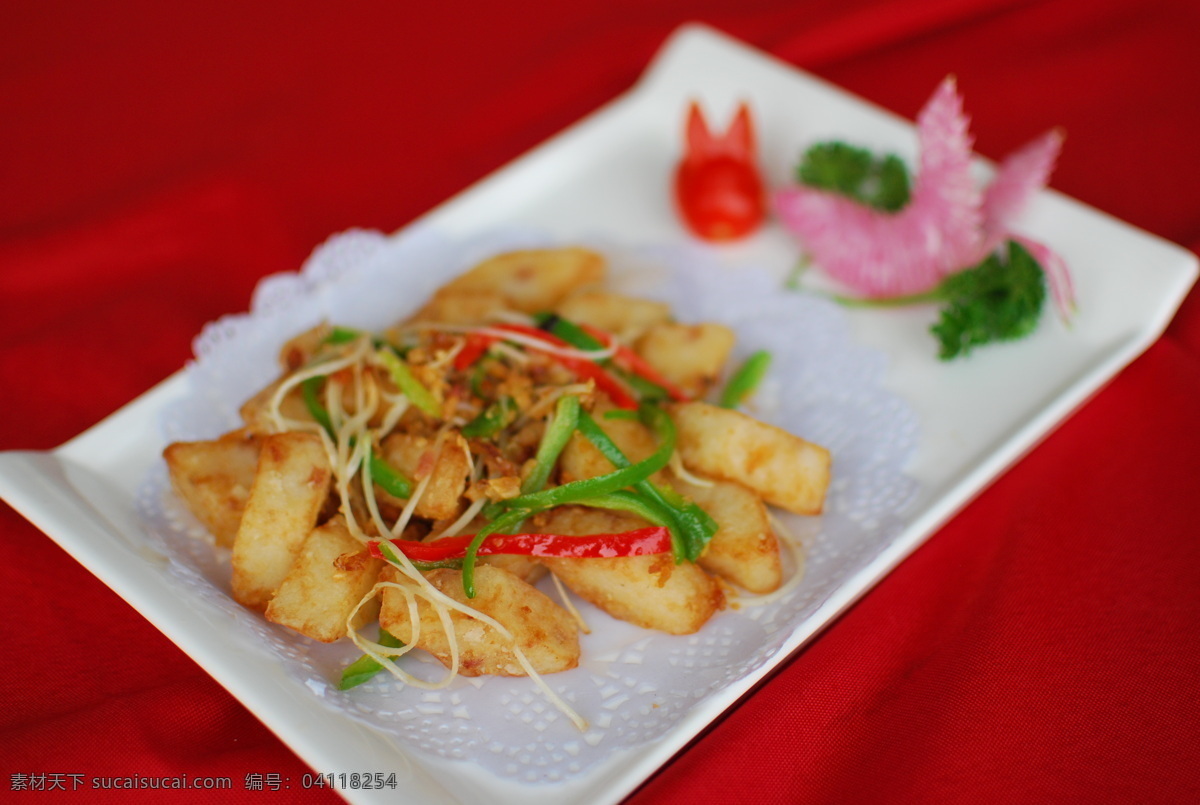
top-left (674, 101), bottom-right (766, 241)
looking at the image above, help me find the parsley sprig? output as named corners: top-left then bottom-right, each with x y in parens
top-left (796, 141), bottom-right (911, 212)
top-left (833, 240), bottom-right (1047, 360)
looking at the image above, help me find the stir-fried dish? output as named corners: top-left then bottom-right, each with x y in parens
top-left (163, 247), bottom-right (831, 728)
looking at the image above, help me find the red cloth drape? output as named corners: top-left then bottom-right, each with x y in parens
top-left (3, 1), bottom-right (1198, 802)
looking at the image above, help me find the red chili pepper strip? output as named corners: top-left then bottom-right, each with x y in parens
top-left (453, 333), bottom-right (494, 371)
top-left (486, 323), bottom-right (639, 410)
top-left (369, 526), bottom-right (671, 562)
top-left (577, 324), bottom-right (692, 402)
top-left (568, 362), bottom-right (638, 410)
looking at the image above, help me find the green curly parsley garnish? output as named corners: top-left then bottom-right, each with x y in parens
top-left (796, 141), bottom-right (911, 212)
top-left (931, 241), bottom-right (1047, 359)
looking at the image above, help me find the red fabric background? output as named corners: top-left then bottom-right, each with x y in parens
top-left (3, 1), bottom-right (1198, 802)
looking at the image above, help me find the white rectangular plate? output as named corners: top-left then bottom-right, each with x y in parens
top-left (2, 23), bottom-right (1195, 805)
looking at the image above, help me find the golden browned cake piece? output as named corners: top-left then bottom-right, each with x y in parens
top-left (265, 517), bottom-right (383, 643)
top-left (230, 431), bottom-right (332, 609)
top-left (635, 322), bottom-right (735, 398)
top-left (437, 248), bottom-right (606, 312)
top-left (163, 430), bottom-right (261, 547)
top-left (554, 290), bottom-right (671, 343)
top-left (379, 565), bottom-right (580, 676)
top-left (671, 401), bottom-right (831, 515)
top-left (670, 474), bottom-right (782, 594)
top-left (377, 431), bottom-right (470, 520)
top-left (538, 507), bottom-right (724, 635)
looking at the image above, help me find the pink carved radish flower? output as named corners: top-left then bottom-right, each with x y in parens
top-left (777, 77), bottom-right (1074, 359)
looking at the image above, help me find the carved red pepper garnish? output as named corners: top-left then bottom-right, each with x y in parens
top-left (674, 100), bottom-right (766, 241)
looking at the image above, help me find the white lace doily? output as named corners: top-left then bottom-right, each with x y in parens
top-left (137, 225), bottom-right (919, 783)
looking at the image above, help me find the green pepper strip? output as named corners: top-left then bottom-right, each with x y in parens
top-left (469, 399), bottom-right (677, 591)
top-left (573, 410), bottom-right (685, 559)
top-left (367, 447), bottom-right (413, 499)
top-left (301, 374), bottom-right (413, 499)
top-left (495, 415), bottom-right (673, 513)
top-left (301, 376), bottom-right (335, 434)
top-left (539, 313), bottom-right (679, 402)
top-left (461, 508), bottom-right (531, 598)
top-left (323, 325), bottom-right (393, 351)
top-left (338, 627), bottom-right (405, 690)
top-left (535, 314), bottom-right (666, 402)
top-left (619, 369), bottom-right (670, 402)
top-left (376, 347), bottom-right (441, 417)
top-left (468, 356), bottom-right (494, 399)
top-left (521, 395), bottom-right (581, 495)
top-left (576, 406), bottom-right (717, 563)
top-left (573, 490), bottom-right (674, 529)
top-left (480, 393), bottom-right (584, 523)
top-left (461, 396), bottom-right (515, 439)
top-left (537, 313), bottom-right (603, 351)
top-left (325, 325), bottom-right (365, 344)
top-left (719, 350), bottom-right (772, 409)
top-left (478, 405), bottom-right (681, 567)
top-left (410, 558), bottom-right (465, 571)
top-left (656, 488), bottom-right (717, 562)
